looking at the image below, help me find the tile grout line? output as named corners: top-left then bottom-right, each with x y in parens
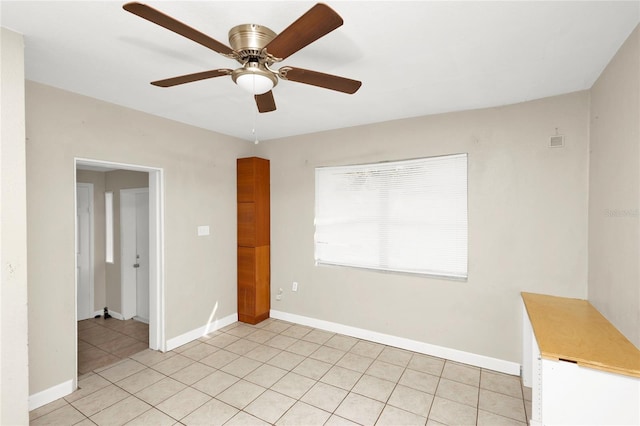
top-left (428, 363), bottom-right (443, 423)
top-left (99, 353), bottom-right (184, 425)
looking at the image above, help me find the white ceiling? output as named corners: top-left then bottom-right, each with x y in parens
top-left (2, 1), bottom-right (639, 142)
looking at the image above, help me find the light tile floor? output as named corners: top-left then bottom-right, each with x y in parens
top-left (32, 319), bottom-right (532, 425)
top-left (78, 317), bottom-right (150, 374)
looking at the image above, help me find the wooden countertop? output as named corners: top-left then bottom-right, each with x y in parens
top-left (522, 292), bottom-right (640, 378)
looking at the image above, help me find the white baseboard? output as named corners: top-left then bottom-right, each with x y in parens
top-left (166, 313), bottom-right (238, 351)
top-left (270, 310), bottom-right (520, 376)
top-left (29, 379), bottom-right (75, 411)
top-left (109, 311), bottom-right (124, 320)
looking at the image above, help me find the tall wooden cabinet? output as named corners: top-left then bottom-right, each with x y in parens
top-left (237, 157), bottom-right (270, 324)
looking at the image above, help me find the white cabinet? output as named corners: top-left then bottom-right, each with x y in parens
top-left (521, 293), bottom-right (640, 426)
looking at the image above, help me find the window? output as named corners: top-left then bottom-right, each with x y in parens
top-left (314, 153), bottom-right (468, 279)
top-left (105, 191), bottom-right (114, 263)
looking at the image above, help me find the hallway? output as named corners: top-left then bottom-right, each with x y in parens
top-left (78, 318), bottom-right (149, 374)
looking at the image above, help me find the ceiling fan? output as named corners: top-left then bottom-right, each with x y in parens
top-left (123, 2), bottom-right (362, 113)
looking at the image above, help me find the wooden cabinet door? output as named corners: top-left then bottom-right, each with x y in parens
top-left (237, 160), bottom-right (256, 203)
top-left (237, 247), bottom-right (256, 318)
top-left (253, 246), bottom-right (270, 320)
top-left (237, 246), bottom-right (270, 324)
top-left (237, 202), bottom-right (257, 247)
top-left (237, 157), bottom-right (270, 204)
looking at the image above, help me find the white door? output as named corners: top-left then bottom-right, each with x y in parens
top-left (76, 183), bottom-right (94, 320)
top-left (135, 191), bottom-right (150, 322)
top-left (121, 188), bottom-right (149, 322)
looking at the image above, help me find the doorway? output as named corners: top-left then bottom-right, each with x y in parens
top-left (74, 158), bottom-right (165, 369)
top-left (121, 188), bottom-right (150, 323)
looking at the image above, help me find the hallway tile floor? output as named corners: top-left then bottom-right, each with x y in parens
top-left (78, 317), bottom-right (149, 375)
top-left (33, 319), bottom-right (532, 425)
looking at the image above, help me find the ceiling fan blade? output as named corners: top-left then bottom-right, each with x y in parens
top-left (265, 3), bottom-right (343, 60)
top-left (151, 69), bottom-right (232, 87)
top-left (279, 67), bottom-right (361, 94)
top-left (123, 2), bottom-right (234, 56)
top-left (255, 91), bottom-right (276, 113)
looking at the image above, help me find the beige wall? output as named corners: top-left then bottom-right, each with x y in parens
top-left (0, 27), bottom-right (29, 425)
top-left (256, 91), bottom-right (590, 363)
top-left (588, 25), bottom-right (640, 348)
top-left (104, 170), bottom-right (149, 314)
top-left (26, 81), bottom-right (253, 395)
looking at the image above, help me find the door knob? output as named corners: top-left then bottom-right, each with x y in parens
top-left (133, 263), bottom-right (140, 268)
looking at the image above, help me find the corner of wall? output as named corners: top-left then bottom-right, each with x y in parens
top-left (587, 24), bottom-right (640, 348)
top-left (0, 27), bottom-right (30, 424)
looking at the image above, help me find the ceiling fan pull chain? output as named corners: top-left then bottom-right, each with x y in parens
top-left (253, 108), bottom-right (260, 145)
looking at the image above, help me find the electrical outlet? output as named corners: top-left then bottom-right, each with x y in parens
top-left (292, 282), bottom-right (298, 292)
top-left (276, 288), bottom-right (283, 301)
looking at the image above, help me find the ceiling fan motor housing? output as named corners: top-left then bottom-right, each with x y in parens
top-left (228, 24), bottom-right (277, 64)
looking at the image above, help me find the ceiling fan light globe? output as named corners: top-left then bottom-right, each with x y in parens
top-left (236, 73), bottom-right (274, 95)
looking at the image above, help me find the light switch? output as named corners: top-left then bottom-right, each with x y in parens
top-left (197, 225), bottom-right (210, 236)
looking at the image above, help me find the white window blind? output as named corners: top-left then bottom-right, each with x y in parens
top-left (315, 154), bottom-right (468, 279)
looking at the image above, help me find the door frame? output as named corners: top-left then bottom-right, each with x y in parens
top-left (75, 182), bottom-right (95, 320)
top-left (120, 187), bottom-right (150, 322)
top-left (74, 158), bottom-right (165, 356)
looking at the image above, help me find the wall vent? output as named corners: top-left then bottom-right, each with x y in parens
top-left (549, 135), bottom-right (564, 148)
